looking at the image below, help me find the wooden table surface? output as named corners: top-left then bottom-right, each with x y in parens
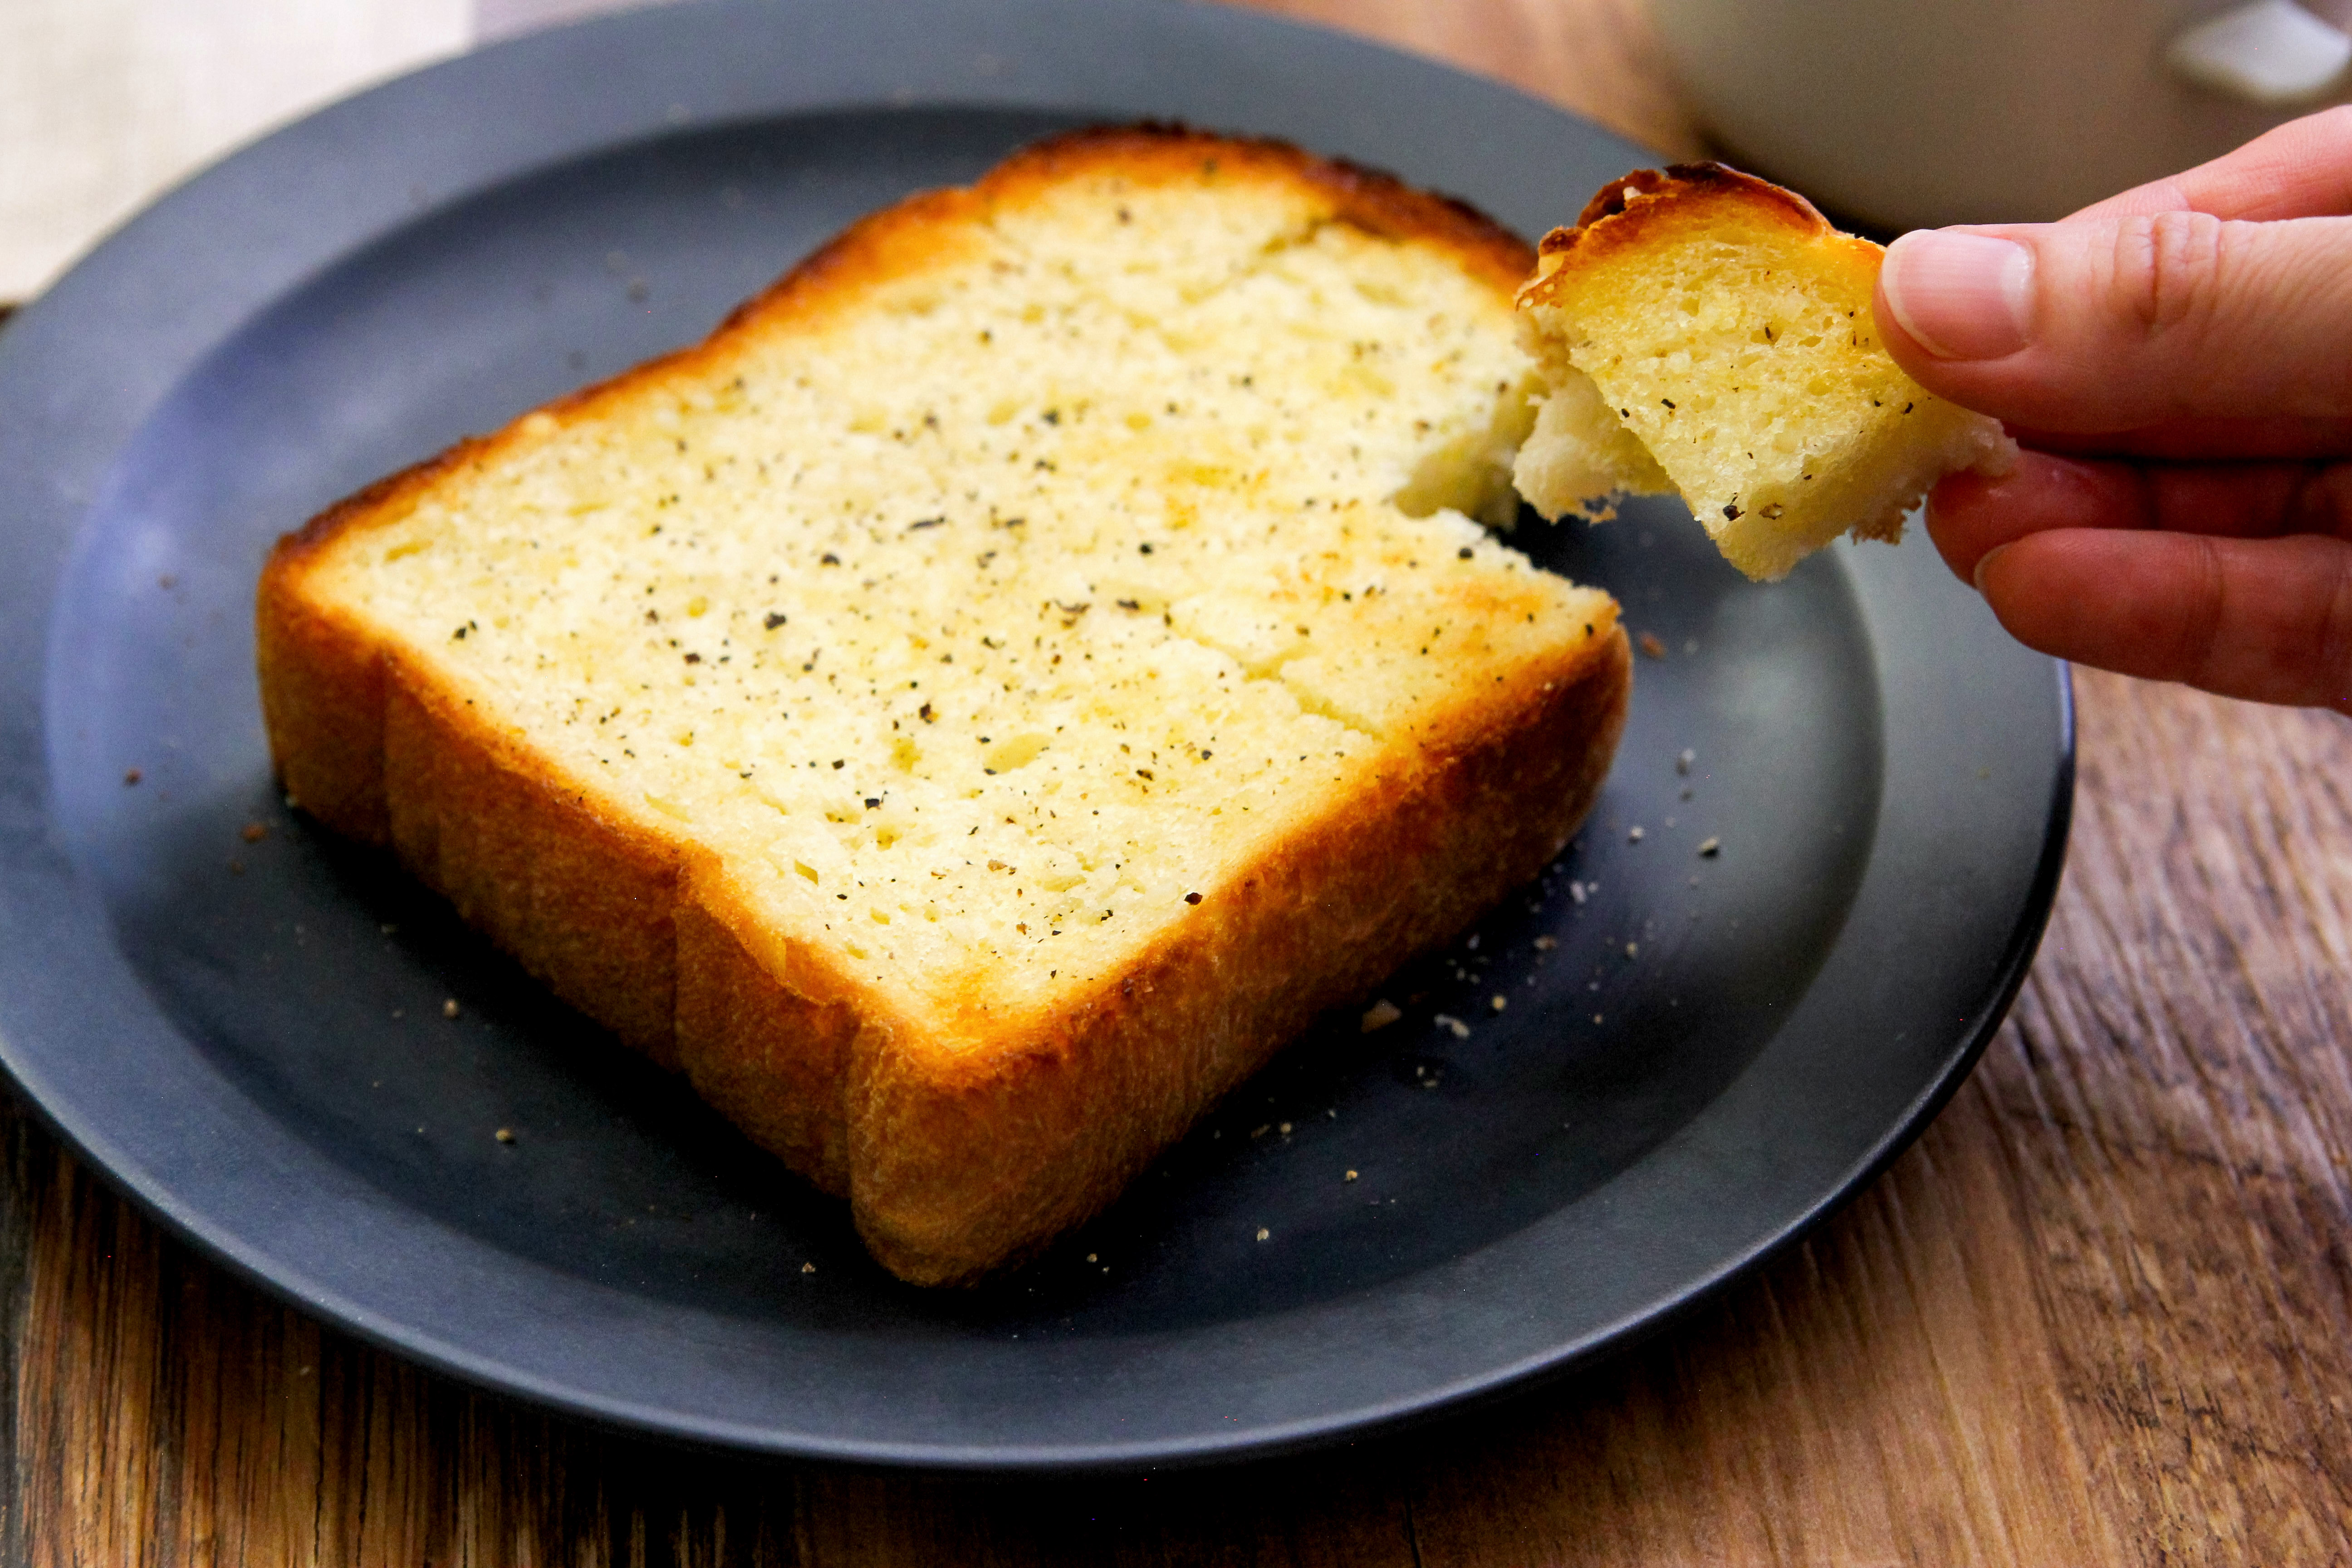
top-left (10, 2), bottom-right (2352, 1562)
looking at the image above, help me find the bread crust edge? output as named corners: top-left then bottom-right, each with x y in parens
top-left (1519, 161), bottom-right (1875, 308)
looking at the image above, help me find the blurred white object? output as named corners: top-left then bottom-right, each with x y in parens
top-left (1651, 0), bottom-right (2352, 230)
top-left (2167, 0), bottom-right (2352, 104)
top-left (0, 0), bottom-right (469, 302)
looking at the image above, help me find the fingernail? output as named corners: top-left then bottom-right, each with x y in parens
top-left (1972, 543), bottom-right (2011, 597)
top-left (1882, 231), bottom-right (2034, 360)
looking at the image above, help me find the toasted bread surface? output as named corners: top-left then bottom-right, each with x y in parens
top-left (258, 126), bottom-right (1629, 1283)
top-left (1513, 162), bottom-right (2014, 580)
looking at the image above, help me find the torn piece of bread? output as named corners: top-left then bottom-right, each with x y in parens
top-left (1514, 162), bottom-right (2015, 581)
top-left (257, 127), bottom-right (1630, 1286)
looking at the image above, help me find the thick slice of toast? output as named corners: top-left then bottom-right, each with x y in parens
top-left (258, 127), bottom-right (1630, 1284)
top-left (1514, 163), bottom-right (2014, 581)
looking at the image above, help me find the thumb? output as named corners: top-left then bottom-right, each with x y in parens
top-left (1874, 212), bottom-right (2352, 432)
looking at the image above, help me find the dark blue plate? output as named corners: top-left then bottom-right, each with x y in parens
top-left (0, 0), bottom-right (2070, 1468)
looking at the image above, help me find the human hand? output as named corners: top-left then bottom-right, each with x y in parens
top-left (1872, 107), bottom-right (2352, 711)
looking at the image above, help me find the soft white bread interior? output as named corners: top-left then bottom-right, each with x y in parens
top-left (257, 127), bottom-right (1631, 1284)
top-left (1514, 162), bottom-right (2015, 581)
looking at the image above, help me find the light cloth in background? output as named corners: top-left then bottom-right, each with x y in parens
top-left (0, 0), bottom-right (671, 302)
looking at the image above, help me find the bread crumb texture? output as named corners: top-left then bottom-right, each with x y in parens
top-left (1514, 162), bottom-right (2015, 581)
top-left (260, 127), bottom-right (1628, 1282)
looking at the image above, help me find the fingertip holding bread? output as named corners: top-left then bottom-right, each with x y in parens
top-left (1512, 162), bottom-right (2015, 581)
top-left (257, 127), bottom-right (1630, 1285)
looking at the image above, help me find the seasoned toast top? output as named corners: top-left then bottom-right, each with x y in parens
top-left (264, 127), bottom-right (1623, 1034)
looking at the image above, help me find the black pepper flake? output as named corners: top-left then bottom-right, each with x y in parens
top-left (864, 798), bottom-right (881, 809)
top-left (918, 702), bottom-right (935, 722)
top-left (831, 760), bottom-right (845, 769)
top-left (1138, 542), bottom-right (1154, 554)
top-left (1661, 398), bottom-right (1676, 410)
top-left (1185, 892), bottom-right (1203, 905)
top-left (1457, 546), bottom-right (1473, 559)
top-left (907, 517), bottom-right (945, 530)
top-left (1135, 768), bottom-right (1154, 780)
top-left (764, 611), bottom-right (787, 629)
top-left (1042, 409), bottom-right (1061, 425)
top-left (1722, 503), bottom-right (1742, 521)
top-left (821, 553), bottom-right (840, 565)
top-left (1116, 598), bottom-right (1140, 611)
top-left (683, 652), bottom-right (701, 664)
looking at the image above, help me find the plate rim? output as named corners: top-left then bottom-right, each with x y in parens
top-left (0, 0), bottom-right (2076, 1470)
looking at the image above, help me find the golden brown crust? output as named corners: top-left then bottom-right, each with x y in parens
top-left (1569, 161), bottom-right (1826, 235)
top-left (971, 122), bottom-right (1537, 294)
top-left (671, 858), bottom-right (928, 1198)
top-left (381, 661), bottom-right (689, 1065)
top-left (258, 445), bottom-right (495, 842)
top-left (254, 125), bottom-right (1619, 1284)
top-left (1523, 161), bottom-right (1837, 305)
top-left (254, 577), bottom-right (388, 843)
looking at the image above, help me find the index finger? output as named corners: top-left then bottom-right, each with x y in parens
top-left (2071, 106), bottom-right (2352, 222)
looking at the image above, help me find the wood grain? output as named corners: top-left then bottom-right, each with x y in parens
top-left (1224, 0), bottom-right (1706, 160)
top-left (11, 1), bottom-right (2352, 1562)
top-left (1993, 674), bottom-right (2352, 1564)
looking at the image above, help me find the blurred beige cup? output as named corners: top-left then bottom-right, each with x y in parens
top-left (1650, 0), bottom-right (2352, 228)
